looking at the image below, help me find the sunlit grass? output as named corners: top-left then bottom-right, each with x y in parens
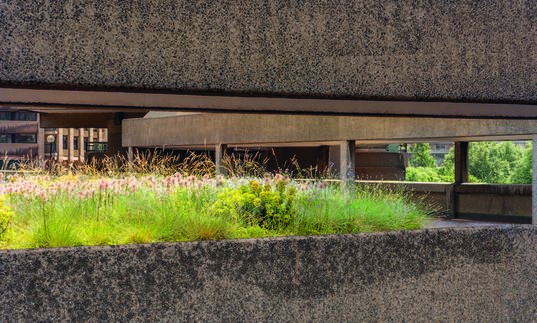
top-left (0, 152), bottom-right (434, 249)
top-left (0, 174), bottom-right (433, 250)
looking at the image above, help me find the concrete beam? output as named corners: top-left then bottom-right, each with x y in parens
top-left (4, 89), bottom-right (537, 118)
top-left (2, 0), bottom-right (537, 107)
top-left (123, 114), bottom-right (537, 148)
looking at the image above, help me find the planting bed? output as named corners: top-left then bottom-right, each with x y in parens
top-left (0, 173), bottom-right (430, 249)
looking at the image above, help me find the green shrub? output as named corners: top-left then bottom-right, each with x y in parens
top-left (0, 197), bottom-right (13, 241)
top-left (210, 177), bottom-right (298, 231)
top-left (406, 167), bottom-right (452, 182)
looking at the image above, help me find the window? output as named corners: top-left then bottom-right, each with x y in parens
top-left (0, 111), bottom-right (37, 121)
top-left (15, 112), bottom-right (37, 121)
top-left (0, 134), bottom-right (10, 143)
top-left (0, 134), bottom-right (37, 143)
top-left (13, 134), bottom-right (37, 143)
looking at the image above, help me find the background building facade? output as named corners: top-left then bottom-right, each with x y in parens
top-left (0, 110), bottom-right (107, 166)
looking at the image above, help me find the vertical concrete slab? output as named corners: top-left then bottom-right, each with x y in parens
top-left (329, 145), bottom-right (341, 179)
top-left (127, 147), bottom-right (134, 163)
top-left (454, 142), bottom-right (469, 184)
top-left (78, 128), bottom-right (84, 162)
top-left (68, 128), bottom-right (75, 162)
top-left (215, 144), bottom-right (228, 176)
top-left (340, 140), bottom-right (356, 184)
top-left (531, 134), bottom-right (537, 224)
top-left (98, 129), bottom-right (104, 142)
top-left (56, 129), bottom-right (63, 161)
top-left (453, 142), bottom-right (469, 219)
top-left (106, 120), bottom-right (124, 157)
top-left (37, 127), bottom-right (45, 160)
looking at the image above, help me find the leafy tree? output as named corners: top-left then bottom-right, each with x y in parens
top-left (408, 143), bottom-right (436, 168)
top-left (468, 142), bottom-right (525, 184)
top-left (509, 142), bottom-right (532, 184)
top-left (406, 141), bottom-right (531, 184)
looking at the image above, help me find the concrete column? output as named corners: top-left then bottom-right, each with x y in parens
top-left (215, 143), bottom-right (228, 176)
top-left (454, 142), bottom-right (469, 184)
top-left (531, 134), bottom-right (537, 224)
top-left (78, 128), bottom-right (84, 162)
top-left (56, 129), bottom-right (63, 161)
top-left (328, 145), bottom-right (341, 178)
top-left (106, 120), bottom-right (124, 157)
top-left (127, 146), bottom-right (134, 163)
top-left (37, 127), bottom-right (45, 160)
top-left (452, 141), bottom-right (469, 219)
top-left (68, 128), bottom-right (75, 162)
top-left (98, 129), bottom-right (104, 142)
top-left (340, 140), bottom-right (356, 185)
top-left (89, 128), bottom-right (94, 143)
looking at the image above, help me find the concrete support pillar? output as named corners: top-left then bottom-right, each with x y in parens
top-left (454, 142), bottom-right (469, 184)
top-left (215, 143), bottom-right (228, 176)
top-left (106, 119), bottom-right (124, 157)
top-left (340, 140), bottom-right (356, 185)
top-left (452, 141), bottom-right (469, 219)
top-left (127, 146), bottom-right (134, 163)
top-left (78, 128), bottom-right (85, 162)
top-left (57, 129), bottom-right (63, 161)
top-left (531, 134), bottom-right (537, 224)
top-left (328, 145), bottom-right (341, 179)
top-left (68, 128), bottom-right (75, 162)
top-left (37, 127), bottom-right (45, 160)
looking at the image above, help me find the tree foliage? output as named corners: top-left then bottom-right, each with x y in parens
top-left (408, 143), bottom-right (437, 168)
top-left (406, 141), bottom-right (532, 184)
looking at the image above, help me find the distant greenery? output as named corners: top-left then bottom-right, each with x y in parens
top-left (406, 142), bottom-right (532, 184)
top-left (409, 143), bottom-right (437, 168)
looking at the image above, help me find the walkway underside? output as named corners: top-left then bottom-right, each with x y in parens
top-left (2, 0), bottom-right (537, 114)
top-left (123, 113), bottom-right (537, 148)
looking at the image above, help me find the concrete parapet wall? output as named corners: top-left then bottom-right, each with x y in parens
top-left (361, 181), bottom-right (532, 221)
top-left (1, 0), bottom-right (537, 103)
top-left (1, 226), bottom-right (537, 321)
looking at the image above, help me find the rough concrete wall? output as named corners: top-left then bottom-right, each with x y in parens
top-left (1, 0), bottom-right (536, 103)
top-left (1, 226), bottom-right (536, 321)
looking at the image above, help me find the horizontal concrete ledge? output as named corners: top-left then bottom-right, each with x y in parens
top-left (455, 184), bottom-right (532, 195)
top-left (2, 88), bottom-right (537, 118)
top-left (123, 113), bottom-right (537, 147)
top-left (1, 226), bottom-right (537, 321)
top-left (358, 180), bottom-right (452, 193)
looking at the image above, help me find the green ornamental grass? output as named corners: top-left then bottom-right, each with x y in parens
top-left (0, 172), bottom-right (433, 250)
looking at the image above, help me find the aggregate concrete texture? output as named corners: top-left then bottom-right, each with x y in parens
top-left (1, 226), bottom-right (537, 321)
top-left (1, 0), bottom-right (537, 103)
